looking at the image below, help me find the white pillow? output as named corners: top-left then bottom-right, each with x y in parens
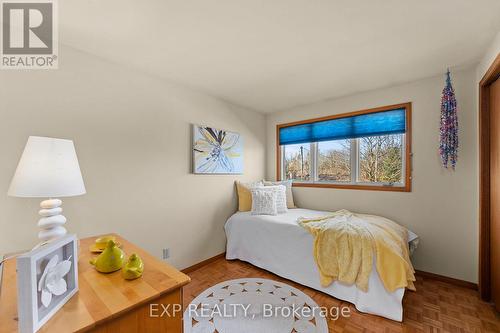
top-left (250, 188), bottom-right (278, 215)
top-left (263, 180), bottom-right (295, 208)
top-left (262, 185), bottom-right (288, 214)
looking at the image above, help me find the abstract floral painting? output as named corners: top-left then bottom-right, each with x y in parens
top-left (193, 125), bottom-right (243, 174)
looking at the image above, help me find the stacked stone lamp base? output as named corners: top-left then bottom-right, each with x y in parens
top-left (38, 199), bottom-right (67, 241)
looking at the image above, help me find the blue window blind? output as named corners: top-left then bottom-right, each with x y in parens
top-left (279, 108), bottom-right (407, 145)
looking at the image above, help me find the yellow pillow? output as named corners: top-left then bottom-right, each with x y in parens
top-left (236, 181), bottom-right (263, 211)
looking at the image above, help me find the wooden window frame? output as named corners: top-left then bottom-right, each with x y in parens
top-left (276, 102), bottom-right (412, 192)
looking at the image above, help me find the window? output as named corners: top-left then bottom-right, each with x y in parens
top-left (283, 143), bottom-right (311, 181)
top-left (277, 103), bottom-right (411, 191)
top-left (358, 134), bottom-right (403, 184)
top-left (317, 139), bottom-right (351, 182)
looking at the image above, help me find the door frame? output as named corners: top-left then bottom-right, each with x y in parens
top-left (479, 52), bottom-right (500, 301)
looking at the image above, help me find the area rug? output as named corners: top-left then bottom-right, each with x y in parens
top-left (184, 278), bottom-right (328, 333)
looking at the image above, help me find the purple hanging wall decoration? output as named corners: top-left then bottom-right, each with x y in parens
top-left (439, 69), bottom-right (459, 170)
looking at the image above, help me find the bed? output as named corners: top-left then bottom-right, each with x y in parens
top-left (224, 208), bottom-right (418, 321)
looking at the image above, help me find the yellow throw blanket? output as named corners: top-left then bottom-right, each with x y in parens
top-left (299, 210), bottom-right (415, 293)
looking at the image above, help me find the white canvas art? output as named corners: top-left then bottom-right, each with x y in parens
top-left (193, 125), bottom-right (243, 174)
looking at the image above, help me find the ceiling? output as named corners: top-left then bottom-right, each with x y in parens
top-left (60, 0), bottom-right (500, 112)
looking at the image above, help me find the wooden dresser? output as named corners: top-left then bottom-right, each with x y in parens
top-left (0, 234), bottom-right (191, 333)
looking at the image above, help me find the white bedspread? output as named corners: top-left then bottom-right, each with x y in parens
top-left (224, 208), bottom-right (418, 321)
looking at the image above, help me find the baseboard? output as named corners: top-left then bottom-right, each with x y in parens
top-left (181, 254), bottom-right (479, 291)
top-left (181, 253), bottom-right (226, 274)
top-left (415, 270), bottom-right (478, 290)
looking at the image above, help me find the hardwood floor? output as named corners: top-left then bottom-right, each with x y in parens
top-left (183, 258), bottom-right (500, 332)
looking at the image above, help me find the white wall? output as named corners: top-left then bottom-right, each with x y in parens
top-left (0, 46), bottom-right (266, 269)
top-left (476, 31), bottom-right (500, 81)
top-left (266, 67), bottom-right (478, 283)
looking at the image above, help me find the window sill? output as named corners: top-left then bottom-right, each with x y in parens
top-left (291, 182), bottom-right (411, 192)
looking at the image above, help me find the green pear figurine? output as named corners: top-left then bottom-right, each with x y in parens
top-left (89, 240), bottom-right (125, 273)
top-left (122, 253), bottom-right (144, 280)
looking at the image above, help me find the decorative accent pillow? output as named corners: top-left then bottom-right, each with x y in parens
top-left (263, 180), bottom-right (296, 208)
top-left (250, 188), bottom-right (278, 215)
top-left (260, 185), bottom-right (287, 214)
top-left (236, 181), bottom-right (263, 211)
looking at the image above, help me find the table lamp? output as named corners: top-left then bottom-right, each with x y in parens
top-left (8, 136), bottom-right (86, 242)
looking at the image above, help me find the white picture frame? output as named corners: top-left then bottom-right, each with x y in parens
top-left (16, 234), bottom-right (79, 333)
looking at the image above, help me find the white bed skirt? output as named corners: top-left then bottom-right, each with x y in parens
top-left (225, 209), bottom-right (418, 322)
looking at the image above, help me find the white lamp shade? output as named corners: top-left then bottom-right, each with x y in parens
top-left (8, 136), bottom-right (86, 198)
